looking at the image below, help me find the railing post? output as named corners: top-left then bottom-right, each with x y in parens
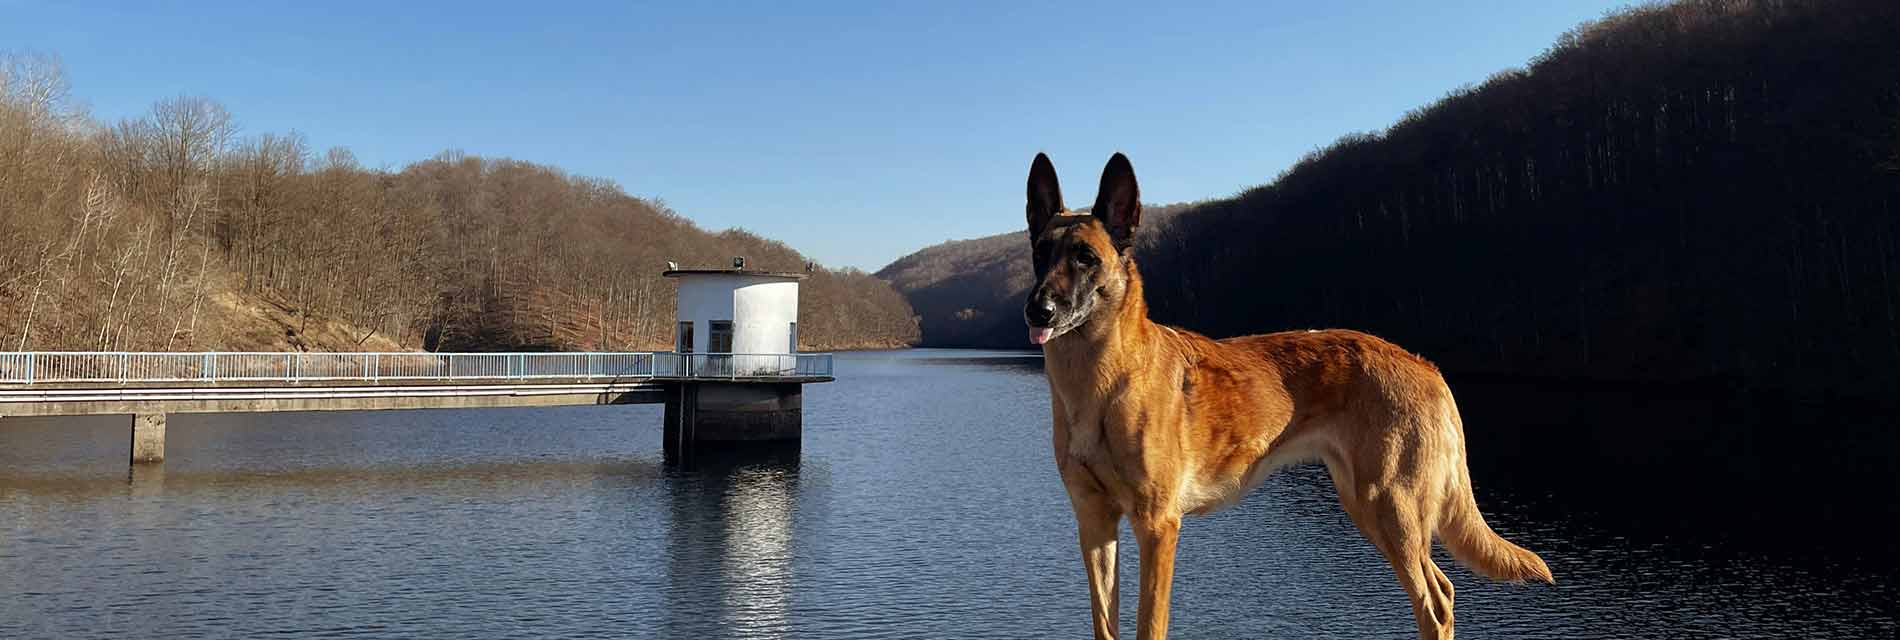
top-left (24, 353), bottom-right (33, 384)
top-left (448, 354), bottom-right (456, 379)
top-left (371, 353), bottom-right (380, 382)
top-left (119, 353), bottom-right (128, 383)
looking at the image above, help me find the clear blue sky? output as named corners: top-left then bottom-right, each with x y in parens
top-left (4, 1), bottom-right (1628, 271)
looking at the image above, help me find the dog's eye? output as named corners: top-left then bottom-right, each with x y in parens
top-left (1073, 250), bottom-right (1098, 268)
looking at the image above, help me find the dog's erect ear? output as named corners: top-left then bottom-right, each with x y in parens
top-left (1092, 152), bottom-right (1141, 252)
top-left (1026, 152), bottom-right (1064, 241)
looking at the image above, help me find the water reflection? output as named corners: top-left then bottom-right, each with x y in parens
top-left (1449, 375), bottom-right (1900, 558)
top-left (664, 449), bottom-right (800, 640)
top-left (1, 351), bottom-right (1895, 638)
top-left (2, 457), bottom-right (667, 499)
top-left (127, 463), bottom-right (165, 497)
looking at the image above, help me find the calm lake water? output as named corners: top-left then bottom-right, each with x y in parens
top-left (2, 349), bottom-right (1894, 638)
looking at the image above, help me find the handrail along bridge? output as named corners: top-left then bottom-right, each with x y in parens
top-left (0, 351), bottom-right (831, 384)
top-left (0, 351), bottom-right (834, 467)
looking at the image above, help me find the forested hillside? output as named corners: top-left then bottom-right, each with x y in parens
top-left (884, 0), bottom-right (1900, 400)
top-left (1143, 0), bottom-right (1900, 400)
top-left (0, 54), bottom-right (918, 353)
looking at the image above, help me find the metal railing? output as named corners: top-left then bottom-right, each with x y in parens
top-left (0, 352), bottom-right (833, 384)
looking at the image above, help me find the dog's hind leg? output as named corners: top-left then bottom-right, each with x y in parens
top-left (1330, 463), bottom-right (1456, 640)
top-left (1382, 533), bottom-right (1456, 640)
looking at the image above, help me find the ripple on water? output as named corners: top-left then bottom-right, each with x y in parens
top-left (1, 350), bottom-right (1895, 638)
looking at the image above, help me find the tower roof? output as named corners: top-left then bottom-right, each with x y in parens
top-left (662, 268), bottom-right (806, 280)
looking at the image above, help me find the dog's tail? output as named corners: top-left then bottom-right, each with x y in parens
top-left (1437, 466), bottom-right (1555, 584)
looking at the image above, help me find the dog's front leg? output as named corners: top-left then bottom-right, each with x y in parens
top-left (1064, 475), bottom-right (1122, 639)
top-left (1132, 512), bottom-right (1181, 640)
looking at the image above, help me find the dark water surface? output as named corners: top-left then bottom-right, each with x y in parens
top-left (2, 349), bottom-right (1894, 638)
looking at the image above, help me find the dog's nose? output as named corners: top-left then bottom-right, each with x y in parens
top-left (1025, 296), bottom-right (1057, 327)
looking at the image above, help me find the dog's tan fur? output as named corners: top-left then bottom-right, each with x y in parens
top-left (1024, 153), bottom-right (1553, 640)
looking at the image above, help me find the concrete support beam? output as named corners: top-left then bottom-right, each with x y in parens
top-left (130, 413), bottom-right (165, 464)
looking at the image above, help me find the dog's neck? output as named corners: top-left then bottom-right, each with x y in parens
top-left (1043, 255), bottom-right (1165, 384)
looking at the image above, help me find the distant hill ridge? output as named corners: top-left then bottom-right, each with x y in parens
top-left (875, 203), bottom-right (1195, 347)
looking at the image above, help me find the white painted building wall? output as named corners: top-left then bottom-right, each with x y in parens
top-left (731, 277), bottom-right (799, 354)
top-left (673, 274), bottom-right (800, 355)
top-left (674, 277), bottom-right (734, 354)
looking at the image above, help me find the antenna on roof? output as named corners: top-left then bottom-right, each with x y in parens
top-left (666, 260), bottom-right (679, 271)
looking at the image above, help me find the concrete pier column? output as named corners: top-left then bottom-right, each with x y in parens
top-left (130, 413), bottom-right (166, 464)
top-left (663, 382), bottom-right (803, 467)
top-left (663, 383), bottom-right (699, 465)
top-left (692, 382), bottom-right (802, 443)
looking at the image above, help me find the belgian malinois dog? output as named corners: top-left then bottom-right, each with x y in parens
top-left (1024, 152), bottom-right (1553, 640)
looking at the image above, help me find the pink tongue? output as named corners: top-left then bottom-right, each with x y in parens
top-left (1029, 327), bottom-right (1054, 345)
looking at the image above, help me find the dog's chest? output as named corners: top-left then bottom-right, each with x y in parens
top-left (1060, 394), bottom-right (1112, 462)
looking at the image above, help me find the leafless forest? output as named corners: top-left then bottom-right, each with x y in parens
top-left (0, 56), bottom-right (918, 354)
top-left (885, 0), bottom-right (1900, 401)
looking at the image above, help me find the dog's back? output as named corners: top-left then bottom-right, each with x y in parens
top-left (1220, 328), bottom-right (1555, 584)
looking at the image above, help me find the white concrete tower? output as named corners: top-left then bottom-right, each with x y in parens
top-left (664, 258), bottom-right (805, 375)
